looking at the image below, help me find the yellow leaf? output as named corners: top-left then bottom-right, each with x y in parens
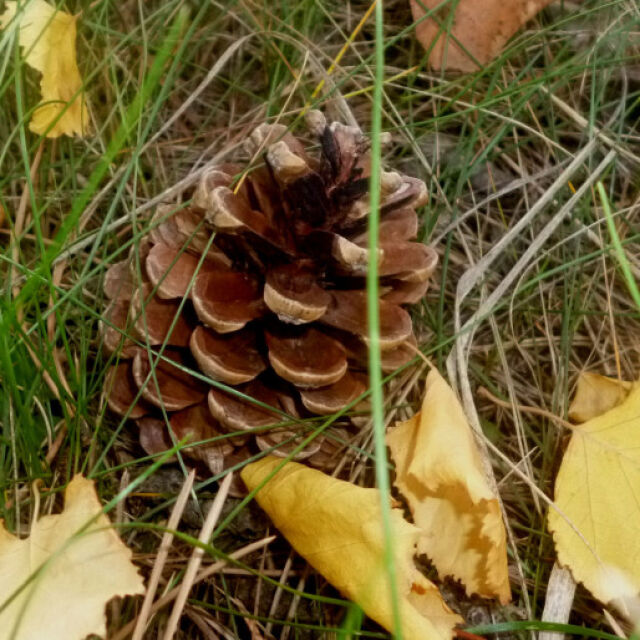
top-left (241, 456), bottom-right (462, 640)
top-left (568, 371), bottom-right (632, 423)
top-left (386, 368), bottom-right (511, 604)
top-left (549, 380), bottom-right (640, 607)
top-left (0, 476), bottom-right (144, 640)
top-left (1, 0), bottom-right (90, 137)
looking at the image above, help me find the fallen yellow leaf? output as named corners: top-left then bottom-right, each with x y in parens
top-left (1, 0), bottom-right (89, 137)
top-left (387, 368), bottom-right (511, 604)
top-left (567, 371), bottom-right (632, 423)
top-left (410, 0), bottom-right (554, 72)
top-left (0, 476), bottom-right (144, 640)
top-left (549, 380), bottom-right (640, 608)
top-left (241, 456), bottom-right (462, 640)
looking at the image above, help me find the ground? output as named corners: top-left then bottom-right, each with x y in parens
top-left (1, 0), bottom-right (639, 638)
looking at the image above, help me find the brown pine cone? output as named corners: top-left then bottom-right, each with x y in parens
top-left (102, 112), bottom-right (437, 481)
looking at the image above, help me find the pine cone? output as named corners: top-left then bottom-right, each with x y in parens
top-left (102, 112), bottom-right (437, 481)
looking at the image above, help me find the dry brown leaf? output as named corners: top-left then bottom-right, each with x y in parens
top-left (549, 379), bottom-right (640, 612)
top-left (241, 456), bottom-right (462, 640)
top-left (410, 0), bottom-right (554, 71)
top-left (1, 0), bottom-right (89, 137)
top-left (387, 368), bottom-right (511, 604)
top-left (0, 476), bottom-right (144, 640)
top-left (567, 371), bottom-right (632, 423)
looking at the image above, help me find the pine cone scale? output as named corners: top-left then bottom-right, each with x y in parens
top-left (132, 348), bottom-right (206, 411)
top-left (190, 324), bottom-right (266, 385)
top-left (318, 290), bottom-right (413, 350)
top-left (382, 278), bottom-right (431, 304)
top-left (104, 260), bottom-right (134, 301)
top-left (265, 326), bottom-right (348, 388)
top-left (372, 207), bottom-right (419, 241)
top-left (191, 270), bottom-right (265, 333)
top-left (106, 362), bottom-right (152, 418)
top-left (150, 205), bottom-right (211, 254)
top-left (205, 186), bottom-right (295, 256)
top-left (264, 262), bottom-right (331, 324)
top-left (299, 372), bottom-right (367, 415)
top-left (378, 242), bottom-right (437, 280)
top-left (102, 300), bottom-right (137, 355)
top-left (146, 243), bottom-right (203, 299)
top-left (130, 285), bottom-right (194, 348)
top-left (207, 379), bottom-right (282, 432)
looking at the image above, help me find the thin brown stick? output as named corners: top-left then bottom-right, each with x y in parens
top-left (131, 470), bottom-right (196, 640)
top-left (265, 551), bottom-right (294, 636)
top-left (110, 536), bottom-right (276, 640)
top-left (184, 607), bottom-right (221, 640)
top-left (44, 421), bottom-right (68, 465)
top-left (110, 470), bottom-right (131, 626)
top-left (11, 141), bottom-right (44, 302)
top-left (477, 386), bottom-right (575, 431)
top-left (0, 227), bottom-right (56, 244)
top-left (161, 472), bottom-right (234, 639)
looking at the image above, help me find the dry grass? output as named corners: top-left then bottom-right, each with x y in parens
top-left (1, 0), bottom-right (640, 637)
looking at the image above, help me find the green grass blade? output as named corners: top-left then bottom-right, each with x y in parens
top-left (10, 6), bottom-right (190, 314)
top-left (597, 180), bottom-right (640, 313)
top-left (367, 1), bottom-right (402, 637)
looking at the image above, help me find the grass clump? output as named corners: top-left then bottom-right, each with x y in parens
top-left (1, 0), bottom-right (640, 637)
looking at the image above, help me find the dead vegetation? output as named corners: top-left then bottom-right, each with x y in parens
top-left (1, 0), bottom-right (640, 638)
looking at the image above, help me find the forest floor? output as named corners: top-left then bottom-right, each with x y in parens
top-left (1, 0), bottom-right (640, 638)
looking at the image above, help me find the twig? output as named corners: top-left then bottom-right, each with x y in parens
top-left (45, 421), bottom-right (69, 465)
top-left (602, 609), bottom-right (626, 639)
top-left (131, 469), bottom-right (196, 640)
top-left (11, 141), bottom-right (44, 303)
top-left (161, 472), bottom-right (234, 640)
top-left (184, 608), bottom-right (220, 640)
top-left (539, 564), bottom-right (577, 640)
top-left (111, 470), bottom-right (131, 626)
top-left (265, 552), bottom-right (294, 636)
top-left (110, 535), bottom-right (276, 640)
top-left (541, 87), bottom-right (640, 166)
top-left (477, 387), bottom-right (575, 431)
top-left (280, 566), bottom-right (309, 640)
